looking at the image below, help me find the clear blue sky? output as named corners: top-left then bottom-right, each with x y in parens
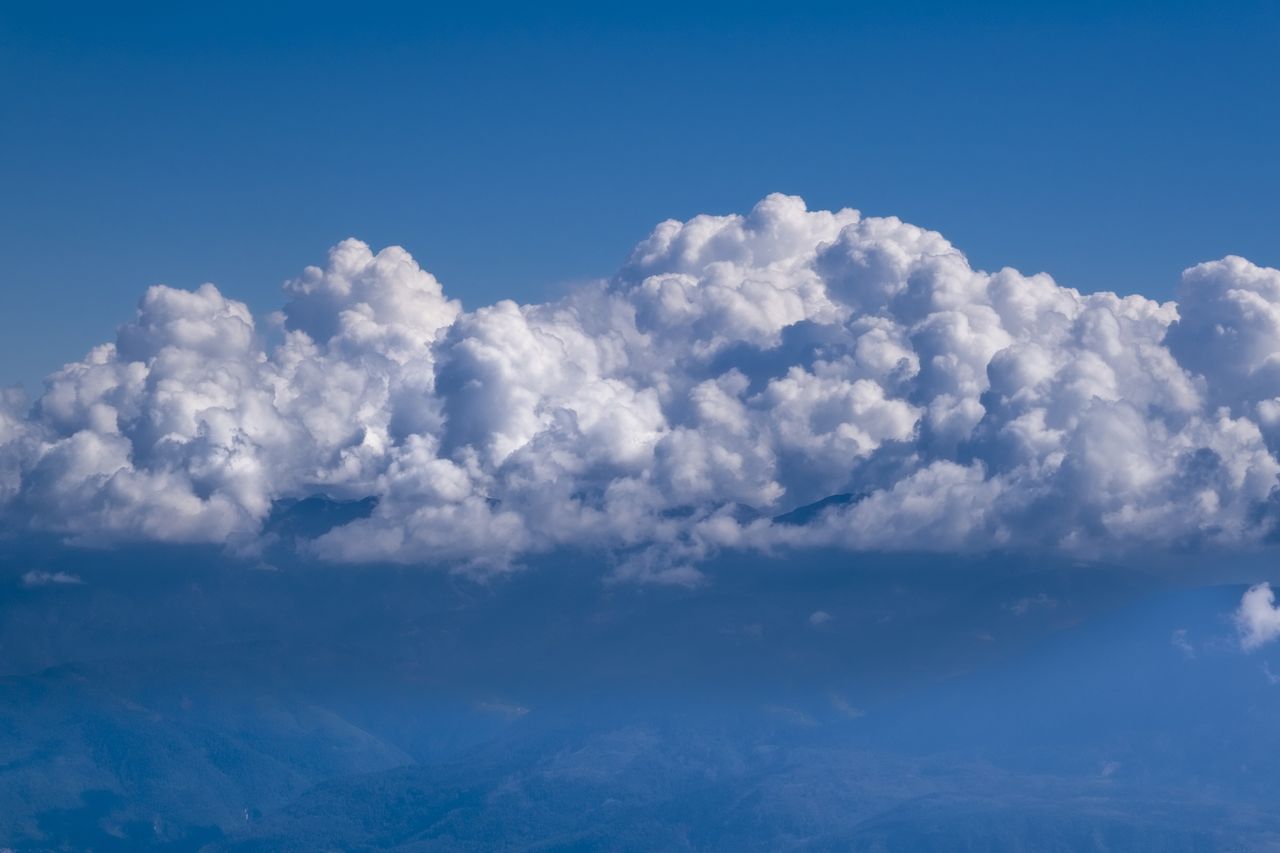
top-left (2, 1), bottom-right (1278, 391)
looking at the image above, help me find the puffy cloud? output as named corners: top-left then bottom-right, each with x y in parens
top-left (1168, 257), bottom-right (1280, 410)
top-left (281, 238), bottom-right (461, 362)
top-left (1236, 583), bottom-right (1280, 651)
top-left (3, 195), bottom-right (1280, 579)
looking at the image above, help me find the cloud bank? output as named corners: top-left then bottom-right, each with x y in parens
top-left (3, 195), bottom-right (1280, 582)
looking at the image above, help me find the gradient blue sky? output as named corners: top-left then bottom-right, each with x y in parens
top-left (8, 7), bottom-right (1280, 846)
top-left (2, 1), bottom-right (1278, 392)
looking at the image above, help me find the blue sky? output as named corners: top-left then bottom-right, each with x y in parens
top-left (3, 1), bottom-right (1278, 392)
top-left (9, 5), bottom-right (1280, 847)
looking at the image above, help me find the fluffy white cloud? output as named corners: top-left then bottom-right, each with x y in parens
top-left (4, 195), bottom-right (1280, 580)
top-left (1236, 583), bottom-right (1280, 651)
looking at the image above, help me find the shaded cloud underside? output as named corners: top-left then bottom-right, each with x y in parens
top-left (3, 195), bottom-right (1280, 582)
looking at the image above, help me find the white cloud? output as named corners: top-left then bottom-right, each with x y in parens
top-left (20, 570), bottom-right (84, 587)
top-left (475, 701), bottom-right (530, 720)
top-left (4, 196), bottom-right (1280, 579)
top-left (1170, 628), bottom-right (1195, 659)
top-left (1236, 583), bottom-right (1280, 651)
top-left (828, 693), bottom-right (865, 719)
top-left (1008, 593), bottom-right (1058, 617)
top-left (808, 610), bottom-right (832, 627)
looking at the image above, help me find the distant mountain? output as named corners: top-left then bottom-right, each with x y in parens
top-left (214, 722), bottom-right (1272, 852)
top-left (772, 493), bottom-right (862, 527)
top-left (263, 495), bottom-right (379, 541)
top-left (0, 663), bottom-right (412, 850)
top-left (210, 583), bottom-right (1280, 850)
top-left (3, 551), bottom-right (1277, 851)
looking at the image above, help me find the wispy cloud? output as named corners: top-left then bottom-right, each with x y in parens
top-left (828, 693), bottom-right (866, 719)
top-left (1171, 628), bottom-right (1196, 659)
top-left (1007, 593), bottom-right (1058, 617)
top-left (20, 570), bottom-right (84, 588)
top-left (476, 701), bottom-right (530, 720)
top-left (1262, 662), bottom-right (1280, 685)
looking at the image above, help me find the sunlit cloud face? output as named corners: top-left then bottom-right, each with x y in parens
top-left (4, 194), bottom-right (1280, 582)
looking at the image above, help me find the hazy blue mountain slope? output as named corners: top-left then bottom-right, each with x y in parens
top-left (213, 583), bottom-right (1280, 851)
top-left (0, 663), bottom-right (413, 849)
top-left (3, 546), bottom-right (1278, 850)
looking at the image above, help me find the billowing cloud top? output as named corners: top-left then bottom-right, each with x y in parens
top-left (4, 195), bottom-right (1280, 582)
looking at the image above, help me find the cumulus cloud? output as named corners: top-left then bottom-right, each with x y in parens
top-left (3, 194), bottom-right (1280, 580)
top-left (1236, 583), bottom-right (1280, 651)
